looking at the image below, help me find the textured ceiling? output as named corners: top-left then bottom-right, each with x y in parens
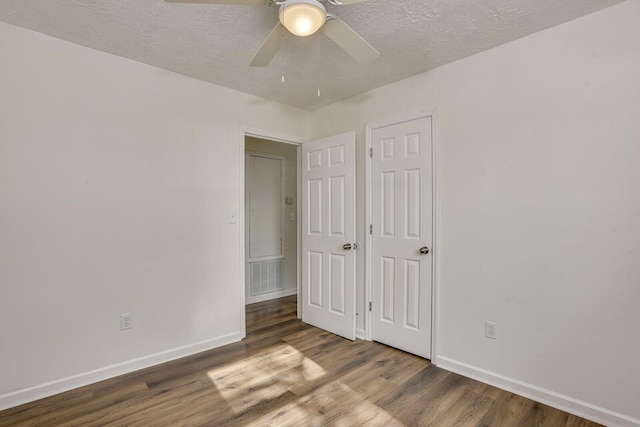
top-left (0, 0), bottom-right (624, 110)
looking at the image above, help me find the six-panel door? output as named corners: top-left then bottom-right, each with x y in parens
top-left (301, 132), bottom-right (356, 340)
top-left (371, 117), bottom-right (433, 358)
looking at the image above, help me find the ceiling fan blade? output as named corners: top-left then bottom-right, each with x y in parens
top-left (250, 23), bottom-right (285, 67)
top-left (165, 0), bottom-right (266, 5)
top-left (323, 17), bottom-right (379, 65)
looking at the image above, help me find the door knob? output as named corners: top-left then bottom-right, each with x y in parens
top-left (419, 246), bottom-right (429, 255)
top-left (343, 243), bottom-right (352, 250)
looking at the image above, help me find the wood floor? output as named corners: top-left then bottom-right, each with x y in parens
top-left (0, 296), bottom-right (600, 426)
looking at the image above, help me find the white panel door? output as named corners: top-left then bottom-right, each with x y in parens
top-left (371, 117), bottom-right (433, 358)
top-left (302, 132), bottom-right (356, 340)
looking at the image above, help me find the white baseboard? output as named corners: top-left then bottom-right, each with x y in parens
top-left (437, 356), bottom-right (640, 427)
top-left (246, 288), bottom-right (297, 305)
top-left (356, 328), bottom-right (366, 340)
top-left (0, 331), bottom-right (243, 412)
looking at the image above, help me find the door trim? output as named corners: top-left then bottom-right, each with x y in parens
top-left (239, 126), bottom-right (304, 338)
top-left (245, 151), bottom-right (286, 262)
top-left (364, 109), bottom-right (440, 363)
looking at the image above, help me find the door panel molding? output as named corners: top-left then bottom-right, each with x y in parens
top-left (365, 109), bottom-right (439, 362)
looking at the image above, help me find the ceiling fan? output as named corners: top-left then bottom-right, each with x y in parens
top-left (165, 0), bottom-right (380, 66)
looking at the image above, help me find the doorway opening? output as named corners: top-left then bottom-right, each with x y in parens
top-left (244, 136), bottom-right (299, 305)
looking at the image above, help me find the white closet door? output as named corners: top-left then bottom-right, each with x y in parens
top-left (371, 117), bottom-right (433, 358)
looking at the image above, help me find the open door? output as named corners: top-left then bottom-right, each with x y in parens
top-left (301, 132), bottom-right (356, 340)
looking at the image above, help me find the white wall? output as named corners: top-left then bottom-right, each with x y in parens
top-left (0, 21), bottom-right (309, 400)
top-left (2, 1), bottom-right (640, 422)
top-left (245, 137), bottom-right (298, 301)
top-left (311, 0), bottom-right (640, 423)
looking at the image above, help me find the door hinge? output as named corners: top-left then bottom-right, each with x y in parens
top-left (369, 147), bottom-right (373, 158)
top-left (369, 301), bottom-right (372, 312)
top-left (369, 224), bottom-right (373, 235)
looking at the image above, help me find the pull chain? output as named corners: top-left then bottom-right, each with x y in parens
top-left (281, 24), bottom-right (286, 83)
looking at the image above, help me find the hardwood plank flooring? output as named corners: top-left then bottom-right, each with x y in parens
top-left (0, 296), bottom-right (601, 426)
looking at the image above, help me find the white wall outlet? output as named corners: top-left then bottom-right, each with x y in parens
top-left (121, 313), bottom-right (132, 330)
top-left (229, 211), bottom-right (238, 224)
top-left (289, 212), bottom-right (295, 222)
top-left (485, 321), bottom-right (496, 339)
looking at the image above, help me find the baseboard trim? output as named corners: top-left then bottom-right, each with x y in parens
top-left (246, 288), bottom-right (297, 305)
top-left (355, 328), bottom-right (366, 340)
top-left (437, 356), bottom-right (640, 427)
top-left (0, 331), bottom-right (243, 412)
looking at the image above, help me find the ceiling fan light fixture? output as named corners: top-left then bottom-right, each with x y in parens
top-left (279, 0), bottom-right (327, 37)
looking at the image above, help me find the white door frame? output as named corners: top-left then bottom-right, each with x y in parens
top-left (239, 126), bottom-right (303, 338)
top-left (245, 151), bottom-right (286, 263)
top-left (245, 151), bottom-right (287, 304)
top-left (364, 109), bottom-right (440, 363)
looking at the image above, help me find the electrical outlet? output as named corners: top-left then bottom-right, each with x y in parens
top-left (121, 313), bottom-right (132, 330)
top-left (485, 321), bottom-right (496, 339)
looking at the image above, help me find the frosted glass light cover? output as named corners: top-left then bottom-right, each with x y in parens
top-left (279, 0), bottom-right (327, 37)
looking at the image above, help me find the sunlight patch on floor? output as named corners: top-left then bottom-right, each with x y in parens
top-left (246, 380), bottom-right (403, 427)
top-left (207, 343), bottom-right (326, 413)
